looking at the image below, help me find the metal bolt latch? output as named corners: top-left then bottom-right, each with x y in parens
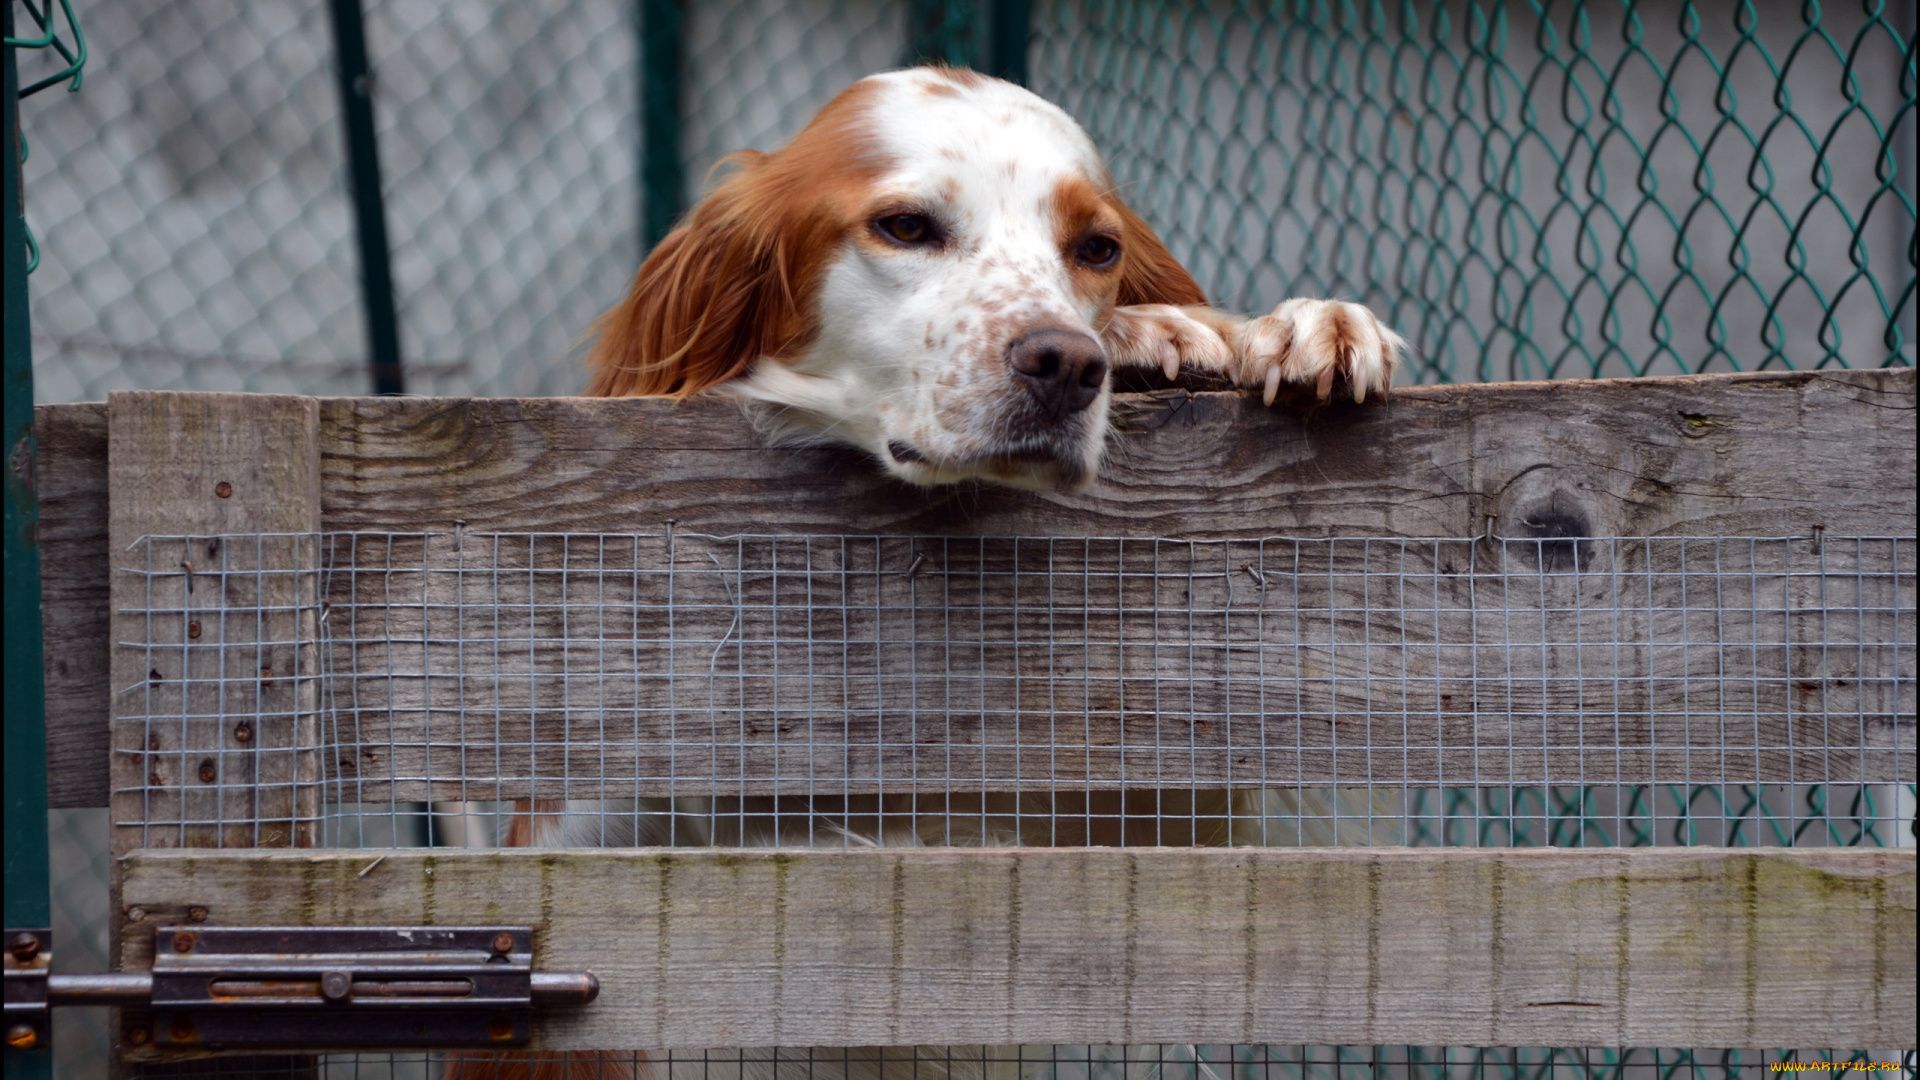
top-left (3, 925), bottom-right (597, 1053)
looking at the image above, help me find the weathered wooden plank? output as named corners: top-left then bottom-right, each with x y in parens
top-left (313, 369), bottom-right (1914, 537)
top-left (316, 532), bottom-right (1912, 796)
top-left (37, 401), bottom-right (110, 807)
top-left (118, 846), bottom-right (1916, 1055)
top-left (106, 391), bottom-right (328, 1078)
top-left (107, 392), bottom-right (324, 853)
top-left (39, 370), bottom-right (1919, 804)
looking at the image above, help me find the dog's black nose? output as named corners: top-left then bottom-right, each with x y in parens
top-left (1007, 329), bottom-right (1108, 419)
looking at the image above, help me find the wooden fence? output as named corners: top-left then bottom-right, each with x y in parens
top-left (34, 367), bottom-right (1918, 1056)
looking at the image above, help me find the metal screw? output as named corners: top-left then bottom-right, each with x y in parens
top-left (491, 932), bottom-right (515, 955)
top-left (198, 758), bottom-right (217, 784)
top-left (169, 1016), bottom-right (195, 1042)
top-left (172, 931), bottom-right (197, 954)
top-left (124, 1026), bottom-right (151, 1047)
top-left (187, 620), bottom-right (202, 639)
top-left (488, 1011), bottom-right (514, 1041)
top-left (233, 721), bottom-right (253, 744)
top-left (188, 906), bottom-right (209, 923)
top-left (320, 970), bottom-right (353, 1002)
top-left (8, 932), bottom-right (40, 963)
top-left (125, 906), bottom-right (146, 923)
top-left (214, 481), bottom-right (232, 498)
top-left (5, 1023), bottom-right (38, 1049)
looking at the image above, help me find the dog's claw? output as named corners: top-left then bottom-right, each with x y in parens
top-left (1234, 299), bottom-right (1403, 407)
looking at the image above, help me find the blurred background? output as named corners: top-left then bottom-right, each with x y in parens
top-left (9, 0), bottom-right (1915, 1076)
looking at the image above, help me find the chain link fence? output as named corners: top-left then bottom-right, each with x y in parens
top-left (1032, 1), bottom-right (1917, 381)
top-left (19, 0), bottom-right (1915, 405)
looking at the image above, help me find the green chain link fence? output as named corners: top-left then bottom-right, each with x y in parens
top-left (20, 0), bottom-right (1914, 404)
top-left (1032, 1), bottom-right (1915, 381)
top-left (9, 1), bottom-right (1915, 1077)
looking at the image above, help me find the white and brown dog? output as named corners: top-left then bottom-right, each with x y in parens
top-left (586, 65), bottom-right (1400, 491)
top-left (452, 66), bottom-right (1401, 1080)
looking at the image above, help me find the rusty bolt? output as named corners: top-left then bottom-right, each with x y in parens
top-left (491, 932), bottom-right (515, 955)
top-left (488, 1011), bottom-right (515, 1041)
top-left (125, 906), bottom-right (146, 923)
top-left (320, 970), bottom-right (353, 1002)
top-left (8, 932), bottom-right (40, 963)
top-left (198, 758), bottom-right (217, 784)
top-left (124, 1026), bottom-right (151, 1047)
top-left (214, 481), bottom-right (232, 498)
top-left (172, 931), bottom-right (197, 954)
top-left (188, 906), bottom-right (209, 923)
top-left (187, 621), bottom-right (202, 639)
top-left (169, 1016), bottom-right (196, 1042)
top-left (233, 721), bottom-right (253, 744)
top-left (5, 1023), bottom-right (38, 1049)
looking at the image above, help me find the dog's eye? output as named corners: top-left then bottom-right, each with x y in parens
top-left (875, 213), bottom-right (937, 246)
top-left (1077, 234), bottom-right (1120, 268)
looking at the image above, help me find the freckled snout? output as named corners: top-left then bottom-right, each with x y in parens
top-left (1007, 329), bottom-right (1109, 419)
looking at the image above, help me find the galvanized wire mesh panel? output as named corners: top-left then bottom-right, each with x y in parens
top-left (97, 1030), bottom-right (1920, 1078)
top-left (110, 532), bottom-right (1915, 854)
top-left (1031, 1), bottom-right (1918, 381)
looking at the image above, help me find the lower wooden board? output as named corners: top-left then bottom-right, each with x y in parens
top-left (119, 845), bottom-right (1914, 1055)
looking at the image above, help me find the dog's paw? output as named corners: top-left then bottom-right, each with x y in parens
top-left (1234, 298), bottom-right (1402, 405)
top-left (1100, 304), bottom-right (1234, 379)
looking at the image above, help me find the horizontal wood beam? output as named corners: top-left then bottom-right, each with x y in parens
top-left (119, 845), bottom-right (1916, 1055)
top-left (39, 369), bottom-right (1919, 805)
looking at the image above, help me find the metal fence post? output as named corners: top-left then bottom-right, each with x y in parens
top-left (3, 2), bottom-right (53, 1071)
top-left (910, 0), bottom-right (974, 67)
top-left (909, 1), bottom-right (1028, 84)
top-left (640, 0), bottom-right (684, 251)
top-left (982, 0), bottom-right (1029, 85)
top-left (327, 0), bottom-right (405, 396)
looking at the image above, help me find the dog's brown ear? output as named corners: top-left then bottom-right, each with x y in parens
top-left (586, 152), bottom-right (814, 399)
top-left (1114, 198), bottom-right (1207, 307)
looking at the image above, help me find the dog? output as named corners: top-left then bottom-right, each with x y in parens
top-left (447, 66), bottom-right (1402, 1080)
top-left (584, 65), bottom-right (1399, 491)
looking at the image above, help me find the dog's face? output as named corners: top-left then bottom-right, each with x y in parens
top-left (586, 67), bottom-right (1206, 492)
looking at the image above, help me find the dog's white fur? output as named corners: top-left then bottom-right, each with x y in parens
top-left (449, 68), bottom-right (1404, 1080)
top-left (585, 66), bottom-right (1402, 492)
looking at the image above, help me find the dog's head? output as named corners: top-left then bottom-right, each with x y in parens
top-left (586, 67), bottom-right (1203, 492)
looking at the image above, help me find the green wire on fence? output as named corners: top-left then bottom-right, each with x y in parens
top-left (4, 0), bottom-right (84, 97)
top-left (1033, 0), bottom-right (1916, 380)
top-left (5, 0), bottom-right (84, 277)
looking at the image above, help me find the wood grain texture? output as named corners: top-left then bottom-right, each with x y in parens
top-left (118, 845), bottom-right (1916, 1055)
top-left (38, 370), bottom-right (1918, 804)
top-left (314, 368), bottom-right (1914, 537)
top-left (320, 532), bottom-right (1911, 797)
top-left (37, 401), bottom-right (110, 807)
top-left (107, 392), bottom-right (324, 853)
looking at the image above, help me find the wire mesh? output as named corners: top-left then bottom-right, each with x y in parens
top-left (23, 1), bottom-right (1917, 407)
top-left (110, 531), bottom-right (1914, 856)
top-left (19, 0), bottom-right (638, 403)
top-left (103, 1036), bottom-right (1920, 1080)
top-left (1031, 1), bottom-right (1918, 380)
